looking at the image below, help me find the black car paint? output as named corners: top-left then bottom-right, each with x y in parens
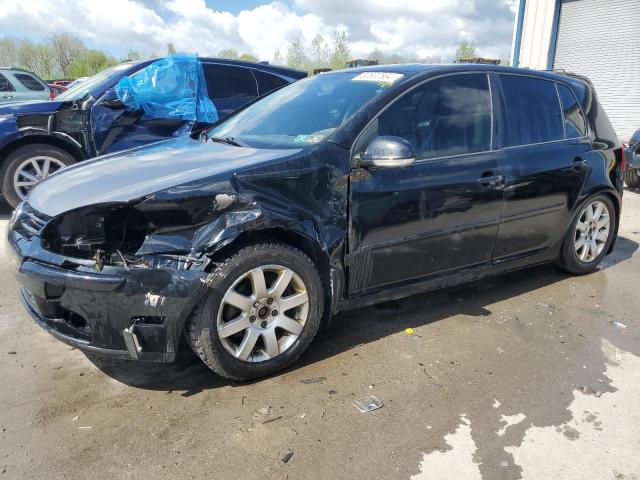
top-left (6, 64), bottom-right (624, 363)
top-left (0, 58), bottom-right (306, 195)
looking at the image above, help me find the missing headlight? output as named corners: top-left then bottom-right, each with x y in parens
top-left (43, 204), bottom-right (149, 261)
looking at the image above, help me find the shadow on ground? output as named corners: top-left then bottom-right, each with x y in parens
top-left (88, 232), bottom-right (638, 393)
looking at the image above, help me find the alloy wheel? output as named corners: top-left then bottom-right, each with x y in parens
top-left (574, 200), bottom-right (610, 263)
top-left (216, 265), bottom-right (309, 362)
top-left (13, 156), bottom-right (67, 200)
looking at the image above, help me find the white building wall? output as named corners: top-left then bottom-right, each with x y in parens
top-left (516, 0), bottom-right (555, 70)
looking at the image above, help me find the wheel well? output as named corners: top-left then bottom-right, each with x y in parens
top-left (0, 135), bottom-right (84, 169)
top-left (206, 228), bottom-right (335, 317)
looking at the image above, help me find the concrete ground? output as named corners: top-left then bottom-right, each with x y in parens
top-left (1, 191), bottom-right (639, 480)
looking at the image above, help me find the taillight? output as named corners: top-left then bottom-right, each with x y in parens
top-left (49, 89), bottom-right (55, 101)
top-left (620, 145), bottom-right (626, 170)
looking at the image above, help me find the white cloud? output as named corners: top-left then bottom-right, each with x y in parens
top-left (0, 0), bottom-right (516, 62)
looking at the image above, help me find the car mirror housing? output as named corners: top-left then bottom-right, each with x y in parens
top-left (357, 136), bottom-right (416, 168)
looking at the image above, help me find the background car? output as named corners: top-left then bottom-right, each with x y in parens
top-left (623, 128), bottom-right (640, 187)
top-left (65, 77), bottom-right (88, 90)
top-left (47, 84), bottom-right (68, 98)
top-left (0, 68), bottom-right (52, 103)
top-left (0, 57), bottom-right (306, 207)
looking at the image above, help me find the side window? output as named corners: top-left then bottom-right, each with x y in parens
top-left (202, 64), bottom-right (257, 100)
top-left (253, 70), bottom-right (288, 95)
top-left (363, 73), bottom-right (492, 159)
top-left (499, 74), bottom-right (563, 147)
top-left (0, 73), bottom-right (15, 92)
top-left (14, 73), bottom-right (46, 91)
top-left (557, 83), bottom-right (587, 138)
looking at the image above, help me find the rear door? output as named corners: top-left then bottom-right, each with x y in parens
top-left (348, 73), bottom-right (505, 295)
top-left (492, 74), bottom-right (590, 262)
top-left (202, 63), bottom-right (258, 118)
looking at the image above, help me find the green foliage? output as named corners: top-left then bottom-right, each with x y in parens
top-left (239, 53), bottom-right (258, 62)
top-left (70, 49), bottom-right (118, 78)
top-left (455, 41), bottom-right (477, 61)
top-left (329, 31), bottom-right (350, 70)
top-left (272, 48), bottom-right (283, 66)
top-left (286, 40), bottom-right (307, 70)
top-left (167, 42), bottom-right (176, 55)
top-left (218, 49), bottom-right (239, 60)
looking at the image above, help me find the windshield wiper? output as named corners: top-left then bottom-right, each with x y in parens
top-left (208, 136), bottom-right (247, 147)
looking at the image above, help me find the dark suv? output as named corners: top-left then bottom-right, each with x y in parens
top-left (0, 58), bottom-right (306, 207)
top-left (6, 65), bottom-right (624, 380)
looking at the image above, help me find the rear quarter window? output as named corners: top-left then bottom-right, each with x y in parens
top-left (202, 64), bottom-right (258, 100)
top-left (557, 83), bottom-right (587, 138)
top-left (499, 74), bottom-right (564, 147)
top-left (14, 73), bottom-right (46, 91)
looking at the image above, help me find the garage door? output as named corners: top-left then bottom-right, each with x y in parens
top-left (553, 0), bottom-right (640, 141)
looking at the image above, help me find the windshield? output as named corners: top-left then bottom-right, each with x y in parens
top-left (55, 63), bottom-right (136, 102)
top-left (209, 71), bottom-right (404, 149)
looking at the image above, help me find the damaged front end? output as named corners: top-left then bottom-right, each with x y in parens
top-left (7, 199), bottom-right (220, 362)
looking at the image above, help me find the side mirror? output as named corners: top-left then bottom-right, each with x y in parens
top-left (357, 136), bottom-right (416, 168)
top-left (102, 89), bottom-right (124, 109)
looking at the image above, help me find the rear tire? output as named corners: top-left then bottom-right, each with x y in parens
top-left (0, 143), bottom-right (76, 208)
top-left (623, 165), bottom-right (640, 188)
top-left (186, 242), bottom-right (324, 381)
top-left (555, 194), bottom-right (616, 275)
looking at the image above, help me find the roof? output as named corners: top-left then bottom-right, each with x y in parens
top-left (197, 57), bottom-right (307, 79)
top-left (321, 63), bottom-right (589, 84)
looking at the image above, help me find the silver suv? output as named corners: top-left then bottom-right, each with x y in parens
top-left (0, 68), bottom-right (51, 103)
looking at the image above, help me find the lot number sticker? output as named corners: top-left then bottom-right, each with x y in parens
top-left (352, 72), bottom-right (404, 86)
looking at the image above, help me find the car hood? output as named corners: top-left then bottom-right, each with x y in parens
top-left (27, 136), bottom-right (303, 217)
top-left (0, 100), bottom-right (63, 115)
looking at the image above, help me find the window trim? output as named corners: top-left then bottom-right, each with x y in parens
top-left (351, 71), bottom-right (497, 166)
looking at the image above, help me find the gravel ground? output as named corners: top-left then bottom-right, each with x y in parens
top-left (1, 190), bottom-right (639, 480)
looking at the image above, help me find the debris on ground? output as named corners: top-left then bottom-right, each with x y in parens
top-left (262, 416), bottom-right (283, 424)
top-left (611, 321), bottom-right (627, 329)
top-left (299, 377), bottom-right (327, 384)
top-left (281, 450), bottom-right (294, 464)
top-left (7, 351), bottom-right (16, 355)
top-left (354, 395), bottom-right (383, 413)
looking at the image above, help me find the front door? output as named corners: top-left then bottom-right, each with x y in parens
top-left (348, 73), bottom-right (504, 295)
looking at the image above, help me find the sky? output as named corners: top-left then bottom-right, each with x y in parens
top-left (0, 0), bottom-right (518, 62)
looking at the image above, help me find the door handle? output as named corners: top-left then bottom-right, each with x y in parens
top-left (478, 174), bottom-right (504, 188)
top-left (2, 95), bottom-right (14, 99)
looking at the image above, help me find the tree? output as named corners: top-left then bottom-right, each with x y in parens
top-left (239, 53), bottom-right (258, 62)
top-left (218, 49), bottom-right (239, 59)
top-left (125, 50), bottom-right (144, 61)
top-left (272, 48), bottom-right (283, 66)
top-left (455, 40), bottom-right (477, 62)
top-left (167, 42), bottom-right (176, 55)
top-left (329, 31), bottom-right (350, 70)
top-left (34, 44), bottom-right (54, 79)
top-left (285, 40), bottom-right (306, 70)
top-left (309, 34), bottom-right (330, 70)
top-left (71, 49), bottom-right (117, 78)
top-left (0, 38), bottom-right (19, 69)
top-left (48, 33), bottom-right (84, 78)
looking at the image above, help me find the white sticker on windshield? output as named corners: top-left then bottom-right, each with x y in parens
top-left (352, 72), bottom-right (404, 86)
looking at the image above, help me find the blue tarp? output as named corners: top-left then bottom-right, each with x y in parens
top-left (115, 54), bottom-right (218, 123)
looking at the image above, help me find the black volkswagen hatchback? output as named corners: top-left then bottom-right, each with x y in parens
top-left (7, 64), bottom-right (624, 380)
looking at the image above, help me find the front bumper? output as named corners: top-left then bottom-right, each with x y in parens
top-left (6, 220), bottom-right (208, 362)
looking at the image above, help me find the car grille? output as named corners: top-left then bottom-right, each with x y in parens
top-left (12, 203), bottom-right (51, 239)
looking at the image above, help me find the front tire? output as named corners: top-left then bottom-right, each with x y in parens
top-left (555, 194), bottom-right (616, 275)
top-left (186, 242), bottom-right (324, 381)
top-left (0, 144), bottom-right (76, 208)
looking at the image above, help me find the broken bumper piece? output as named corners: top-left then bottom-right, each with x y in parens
top-left (9, 239), bottom-right (208, 362)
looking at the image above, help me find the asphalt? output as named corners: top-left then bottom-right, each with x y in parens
top-left (1, 191), bottom-right (639, 480)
